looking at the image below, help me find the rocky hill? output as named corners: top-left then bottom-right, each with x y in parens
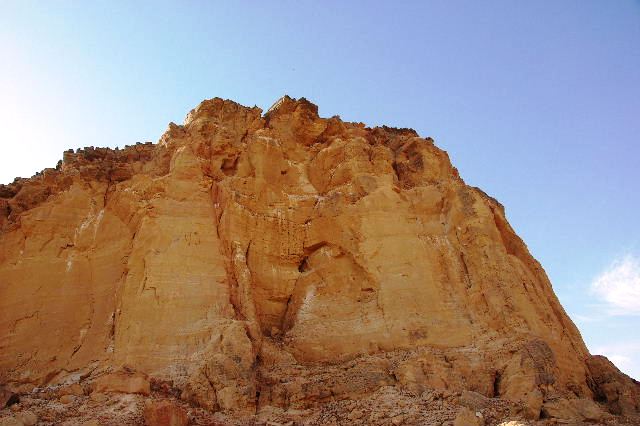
top-left (1, 96), bottom-right (638, 425)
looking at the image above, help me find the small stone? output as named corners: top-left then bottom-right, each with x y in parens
top-left (0, 417), bottom-right (22, 426)
top-left (270, 326), bottom-right (282, 337)
top-left (59, 383), bottom-right (84, 396)
top-left (347, 410), bottom-right (363, 420)
top-left (392, 414), bottom-right (405, 425)
top-left (60, 394), bottom-right (74, 404)
top-left (16, 410), bottom-right (37, 426)
top-left (90, 392), bottom-right (108, 403)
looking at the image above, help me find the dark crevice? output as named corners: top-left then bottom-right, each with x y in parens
top-left (391, 160), bottom-right (401, 182)
top-left (70, 344), bottom-right (82, 358)
top-left (108, 311), bottom-right (116, 340)
top-left (492, 370), bottom-right (502, 397)
top-left (297, 256), bottom-right (309, 273)
top-left (6, 394), bottom-right (20, 406)
top-left (239, 129), bottom-right (249, 145)
top-left (221, 156), bottom-right (239, 176)
top-left (245, 241), bottom-right (251, 264)
top-left (460, 252), bottom-right (472, 289)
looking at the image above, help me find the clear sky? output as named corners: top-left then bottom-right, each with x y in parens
top-left (1, 1), bottom-right (639, 377)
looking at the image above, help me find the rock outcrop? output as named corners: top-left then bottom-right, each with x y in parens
top-left (1, 96), bottom-right (638, 425)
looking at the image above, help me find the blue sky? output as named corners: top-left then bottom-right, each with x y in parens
top-left (1, 1), bottom-right (639, 377)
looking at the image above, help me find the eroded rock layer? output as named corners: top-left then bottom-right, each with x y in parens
top-left (1, 96), bottom-right (638, 424)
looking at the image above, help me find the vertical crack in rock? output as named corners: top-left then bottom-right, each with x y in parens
top-left (138, 257), bottom-right (159, 305)
top-left (459, 251), bottom-right (472, 289)
top-left (70, 254), bottom-right (95, 359)
top-left (230, 241), bottom-right (262, 346)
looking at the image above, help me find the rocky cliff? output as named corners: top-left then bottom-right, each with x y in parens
top-left (0, 96), bottom-right (638, 425)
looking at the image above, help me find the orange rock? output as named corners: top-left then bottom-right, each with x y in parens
top-left (0, 96), bottom-right (638, 422)
top-left (143, 400), bottom-right (188, 426)
top-left (59, 383), bottom-right (84, 396)
top-left (93, 370), bottom-right (150, 395)
top-left (15, 411), bottom-right (37, 426)
top-left (59, 395), bottom-right (75, 404)
top-left (459, 390), bottom-right (490, 411)
top-left (90, 392), bottom-right (108, 403)
top-left (453, 407), bottom-right (484, 426)
top-left (0, 417), bottom-right (22, 426)
top-left (541, 397), bottom-right (605, 422)
top-left (587, 355), bottom-right (640, 416)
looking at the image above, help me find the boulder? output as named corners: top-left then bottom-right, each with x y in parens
top-left (15, 411), bottom-right (37, 426)
top-left (93, 370), bottom-right (150, 395)
top-left (90, 392), bottom-right (108, 403)
top-left (59, 383), bottom-right (85, 396)
top-left (453, 407), bottom-right (484, 426)
top-left (459, 390), bottom-right (490, 411)
top-left (0, 417), bottom-right (22, 426)
top-left (587, 355), bottom-right (640, 415)
top-left (542, 397), bottom-right (605, 422)
top-left (59, 394), bottom-right (75, 404)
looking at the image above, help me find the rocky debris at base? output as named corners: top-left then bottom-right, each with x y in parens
top-left (0, 383), bottom-right (639, 425)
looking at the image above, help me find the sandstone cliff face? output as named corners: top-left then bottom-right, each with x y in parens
top-left (1, 96), bottom-right (638, 424)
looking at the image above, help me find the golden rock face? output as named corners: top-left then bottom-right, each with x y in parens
top-left (0, 96), bottom-right (638, 420)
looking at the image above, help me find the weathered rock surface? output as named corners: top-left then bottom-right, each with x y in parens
top-left (587, 355), bottom-right (640, 416)
top-left (1, 95), bottom-right (638, 424)
top-left (14, 411), bottom-right (37, 426)
top-left (454, 406), bottom-right (484, 426)
top-left (144, 399), bottom-right (189, 426)
top-left (92, 369), bottom-right (150, 395)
